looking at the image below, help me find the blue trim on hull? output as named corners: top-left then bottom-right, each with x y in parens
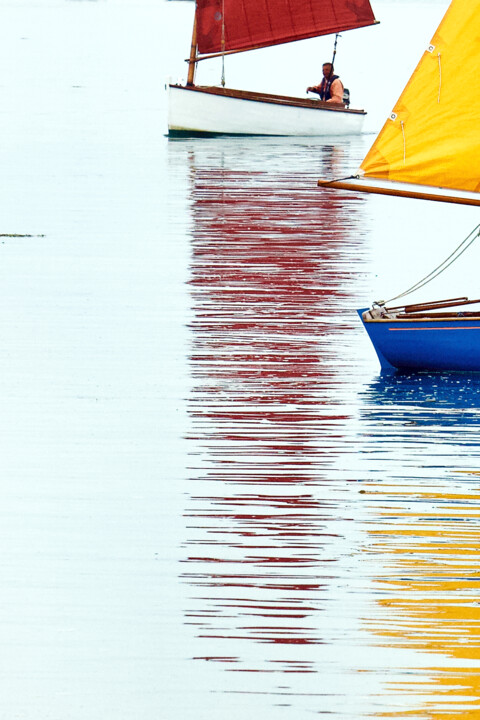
top-left (358, 308), bottom-right (480, 372)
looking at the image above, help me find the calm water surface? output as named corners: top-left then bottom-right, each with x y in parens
top-left (0, 0), bottom-right (479, 718)
top-left (168, 138), bottom-right (480, 719)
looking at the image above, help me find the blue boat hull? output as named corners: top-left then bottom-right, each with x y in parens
top-left (358, 308), bottom-right (480, 371)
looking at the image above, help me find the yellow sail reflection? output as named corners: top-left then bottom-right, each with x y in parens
top-left (361, 0), bottom-right (480, 193)
top-left (364, 486), bottom-right (480, 718)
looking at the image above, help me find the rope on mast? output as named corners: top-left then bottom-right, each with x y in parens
top-left (221, 0), bottom-right (226, 86)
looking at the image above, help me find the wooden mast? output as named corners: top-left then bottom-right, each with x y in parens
top-left (187, 9), bottom-right (197, 86)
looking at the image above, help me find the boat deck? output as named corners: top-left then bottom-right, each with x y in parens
top-left (169, 84), bottom-right (366, 115)
top-left (363, 297), bottom-right (480, 322)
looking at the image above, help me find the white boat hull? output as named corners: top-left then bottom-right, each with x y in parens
top-left (168, 84), bottom-right (366, 137)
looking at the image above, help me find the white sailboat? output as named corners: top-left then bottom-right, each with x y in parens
top-left (168, 0), bottom-right (378, 137)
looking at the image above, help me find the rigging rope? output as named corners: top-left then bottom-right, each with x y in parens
top-left (221, 0), bottom-right (226, 87)
top-left (320, 174), bottom-right (359, 185)
top-left (380, 223), bottom-right (480, 306)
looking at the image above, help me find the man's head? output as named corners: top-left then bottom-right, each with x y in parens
top-left (322, 62), bottom-right (334, 78)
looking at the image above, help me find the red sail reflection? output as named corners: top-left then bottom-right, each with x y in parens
top-left (181, 142), bottom-right (369, 680)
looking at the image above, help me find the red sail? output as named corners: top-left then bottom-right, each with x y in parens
top-left (196, 0), bottom-right (376, 57)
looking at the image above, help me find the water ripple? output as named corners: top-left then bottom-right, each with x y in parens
top-left (171, 138), bottom-right (480, 719)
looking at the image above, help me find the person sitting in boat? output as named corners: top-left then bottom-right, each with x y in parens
top-left (306, 63), bottom-right (344, 104)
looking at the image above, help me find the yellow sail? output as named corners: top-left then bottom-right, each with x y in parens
top-left (361, 0), bottom-right (480, 193)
